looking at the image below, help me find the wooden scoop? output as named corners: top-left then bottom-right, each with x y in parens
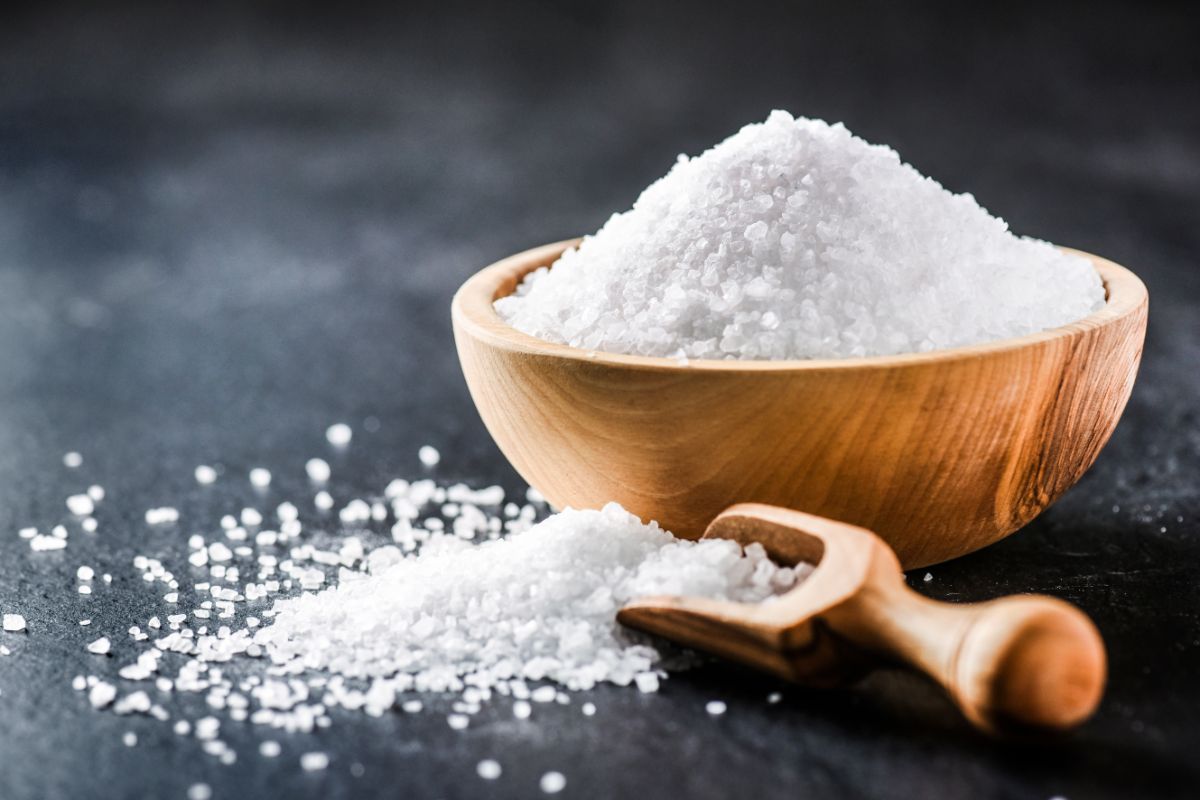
top-left (617, 504), bottom-right (1106, 734)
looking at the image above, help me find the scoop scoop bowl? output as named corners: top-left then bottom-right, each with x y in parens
top-left (618, 503), bottom-right (1107, 734)
top-left (452, 239), bottom-right (1147, 567)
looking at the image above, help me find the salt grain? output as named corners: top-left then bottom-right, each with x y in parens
top-left (250, 468), bottom-right (272, 488)
top-left (326, 424), bottom-right (352, 447)
top-left (418, 445), bottom-right (441, 467)
top-left (3, 614), bottom-right (26, 632)
top-left (496, 111), bottom-right (1104, 360)
top-left (67, 494), bottom-right (95, 516)
top-left (63, 452), bottom-right (83, 468)
top-left (540, 771), bottom-right (567, 794)
top-left (477, 759), bottom-right (502, 779)
top-left (305, 458), bottom-right (331, 482)
top-left (706, 700), bottom-right (727, 716)
top-left (300, 751), bottom-right (329, 771)
top-left (195, 465), bottom-right (218, 485)
top-left (87, 636), bottom-right (111, 655)
top-left (187, 784), bottom-right (212, 800)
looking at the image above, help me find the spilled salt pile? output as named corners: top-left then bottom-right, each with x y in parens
top-left (256, 502), bottom-right (802, 691)
top-left (41, 438), bottom-right (805, 778)
top-left (496, 110), bottom-right (1106, 360)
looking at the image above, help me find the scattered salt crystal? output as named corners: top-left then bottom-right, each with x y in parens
top-left (63, 452), bottom-right (83, 468)
top-left (195, 465), bottom-right (217, 484)
top-left (418, 445), bottom-right (441, 467)
top-left (82, 517), bottom-right (98, 532)
top-left (923, 572), bottom-right (933, 583)
top-left (123, 731), bottom-right (137, 747)
top-left (305, 458), bottom-right (331, 482)
top-left (447, 713), bottom-right (469, 730)
top-left (767, 692), bottom-right (783, 704)
top-left (18, 527), bottom-right (36, 539)
top-left (314, 491), bottom-right (334, 510)
top-left (260, 740), bottom-right (281, 758)
top-left (249, 468), bottom-right (272, 488)
top-left (88, 682), bottom-right (117, 708)
top-left (145, 507), bottom-right (179, 525)
top-left (512, 700), bottom-right (532, 719)
top-left (240, 508), bottom-right (263, 527)
top-left (477, 759), bottom-right (502, 780)
top-left (300, 751), bottom-right (329, 771)
top-left (77, 566), bottom-right (95, 581)
top-left (67, 494), bottom-right (94, 516)
top-left (581, 702), bottom-right (596, 716)
top-left (187, 784), bottom-right (212, 800)
top-left (635, 672), bottom-right (660, 693)
top-left (540, 772), bottom-right (567, 794)
top-left (496, 111), bottom-right (1105, 360)
top-left (3, 614), bottom-right (26, 632)
top-left (72, 676), bottom-right (87, 691)
top-left (78, 585), bottom-right (92, 595)
top-left (326, 424), bottom-right (352, 447)
top-left (87, 485), bottom-right (105, 502)
top-left (706, 700), bottom-right (727, 716)
top-left (87, 636), bottom-right (111, 655)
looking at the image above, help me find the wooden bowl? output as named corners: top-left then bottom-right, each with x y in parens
top-left (452, 240), bottom-right (1148, 568)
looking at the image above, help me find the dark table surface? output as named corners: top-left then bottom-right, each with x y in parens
top-left (0, 2), bottom-right (1197, 798)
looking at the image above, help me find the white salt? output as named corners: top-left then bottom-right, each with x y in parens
top-left (496, 110), bottom-right (1105, 360)
top-left (187, 784), bottom-right (212, 800)
top-left (305, 458), bottom-right (331, 482)
top-left (477, 759), bottom-right (502, 780)
top-left (418, 445), bottom-right (441, 467)
top-left (540, 772), bottom-right (567, 794)
top-left (63, 451), bottom-right (83, 468)
top-left (87, 636), bottom-right (111, 655)
top-left (195, 465), bottom-right (218, 484)
top-left (300, 751), bottom-right (329, 771)
top-left (260, 740), bottom-right (281, 758)
top-left (250, 468), bottom-right (272, 488)
top-left (706, 700), bottom-right (727, 716)
top-left (3, 614), bottom-right (26, 632)
top-left (254, 502), bottom-right (799, 692)
top-left (67, 494), bottom-right (95, 516)
top-left (326, 423), bottom-right (352, 447)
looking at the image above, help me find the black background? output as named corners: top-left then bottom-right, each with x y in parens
top-left (0, 2), bottom-right (1197, 798)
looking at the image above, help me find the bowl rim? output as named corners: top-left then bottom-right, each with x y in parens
top-left (452, 238), bottom-right (1148, 372)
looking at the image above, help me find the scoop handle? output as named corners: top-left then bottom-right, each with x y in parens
top-left (840, 573), bottom-right (1107, 733)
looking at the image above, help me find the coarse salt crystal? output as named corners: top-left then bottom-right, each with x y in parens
top-left (326, 424), bottom-right (352, 447)
top-left (540, 772), bottom-right (567, 794)
top-left (63, 452), bottom-right (83, 468)
top-left (477, 759), bottom-right (502, 780)
top-left (3, 614), bottom-right (26, 632)
top-left (706, 700), bottom-right (727, 716)
top-left (87, 636), bottom-right (111, 655)
top-left (300, 751), bottom-right (329, 771)
top-left (418, 445), bottom-right (441, 467)
top-left (195, 465), bottom-right (217, 484)
top-left (250, 468), bottom-right (272, 488)
top-left (67, 494), bottom-right (95, 516)
top-left (305, 458), bottom-right (331, 482)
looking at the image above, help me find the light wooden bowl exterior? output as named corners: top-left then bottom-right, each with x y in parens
top-left (452, 240), bottom-right (1148, 568)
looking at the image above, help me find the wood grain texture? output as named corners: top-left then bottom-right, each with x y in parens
top-left (618, 504), bottom-right (1107, 734)
top-left (452, 240), bottom-right (1148, 567)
